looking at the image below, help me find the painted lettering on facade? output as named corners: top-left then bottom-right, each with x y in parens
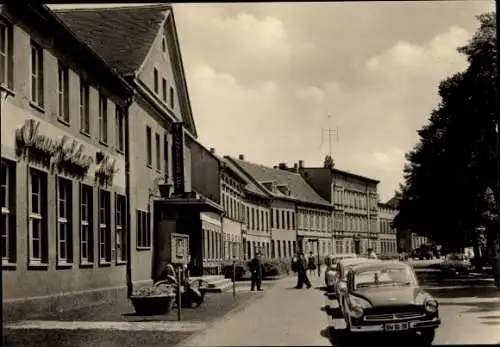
top-left (172, 122), bottom-right (185, 194)
top-left (15, 119), bottom-right (94, 172)
top-left (95, 152), bottom-right (119, 185)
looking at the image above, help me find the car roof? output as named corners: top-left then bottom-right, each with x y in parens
top-left (350, 260), bottom-right (410, 274)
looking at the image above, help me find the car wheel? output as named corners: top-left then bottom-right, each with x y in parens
top-left (418, 329), bottom-right (435, 345)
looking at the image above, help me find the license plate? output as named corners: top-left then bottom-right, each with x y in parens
top-left (385, 322), bottom-right (409, 331)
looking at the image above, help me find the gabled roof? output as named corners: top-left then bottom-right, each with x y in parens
top-left (386, 194), bottom-right (401, 209)
top-left (53, 5), bottom-right (169, 76)
top-left (228, 158), bottom-right (331, 208)
top-left (220, 157), bottom-right (270, 199)
top-left (53, 5), bottom-right (197, 137)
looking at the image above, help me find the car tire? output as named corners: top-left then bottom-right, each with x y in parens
top-left (418, 328), bottom-right (435, 345)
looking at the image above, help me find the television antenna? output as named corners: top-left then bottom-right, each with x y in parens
top-left (321, 115), bottom-right (339, 156)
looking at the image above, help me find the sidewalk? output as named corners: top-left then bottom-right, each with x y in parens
top-left (178, 273), bottom-right (331, 346)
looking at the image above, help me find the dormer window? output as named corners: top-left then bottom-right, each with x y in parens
top-left (260, 181), bottom-right (276, 192)
top-left (277, 184), bottom-right (290, 196)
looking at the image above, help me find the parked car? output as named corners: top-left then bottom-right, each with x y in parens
top-left (441, 253), bottom-right (473, 275)
top-left (325, 257), bottom-right (381, 315)
top-left (339, 261), bottom-right (441, 345)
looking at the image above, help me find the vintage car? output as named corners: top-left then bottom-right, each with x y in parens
top-left (341, 261), bottom-right (441, 344)
top-left (441, 253), bottom-right (473, 275)
top-left (325, 257), bottom-right (382, 317)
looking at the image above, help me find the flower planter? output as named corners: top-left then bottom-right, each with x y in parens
top-left (130, 294), bottom-right (175, 316)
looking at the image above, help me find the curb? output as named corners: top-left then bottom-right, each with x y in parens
top-left (173, 277), bottom-right (285, 347)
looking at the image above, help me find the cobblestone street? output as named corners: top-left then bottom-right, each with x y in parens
top-left (178, 274), bottom-right (331, 347)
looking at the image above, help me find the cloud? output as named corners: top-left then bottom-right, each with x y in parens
top-left (186, 24), bottom-right (472, 202)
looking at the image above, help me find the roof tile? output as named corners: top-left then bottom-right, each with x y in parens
top-left (231, 158), bottom-right (331, 207)
top-left (53, 5), bottom-right (169, 75)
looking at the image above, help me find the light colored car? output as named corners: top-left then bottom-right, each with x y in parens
top-left (441, 253), bottom-right (473, 275)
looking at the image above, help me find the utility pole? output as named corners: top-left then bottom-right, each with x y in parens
top-left (494, 1), bottom-right (500, 290)
top-left (321, 115), bottom-right (339, 157)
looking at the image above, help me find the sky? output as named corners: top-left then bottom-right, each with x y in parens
top-left (51, 2), bottom-right (493, 202)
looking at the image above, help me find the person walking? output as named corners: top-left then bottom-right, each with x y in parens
top-left (307, 251), bottom-right (317, 277)
top-left (250, 252), bottom-right (264, 291)
top-left (296, 253), bottom-right (312, 289)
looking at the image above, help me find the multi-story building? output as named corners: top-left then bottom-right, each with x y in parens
top-left (378, 202), bottom-right (398, 255)
top-left (219, 155), bottom-right (246, 262)
top-left (56, 5), bottom-right (227, 281)
top-left (298, 157), bottom-right (380, 256)
top-left (1, 4), bottom-right (133, 320)
top-left (228, 156), bottom-right (333, 259)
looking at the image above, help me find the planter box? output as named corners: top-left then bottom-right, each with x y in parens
top-left (130, 295), bottom-right (175, 316)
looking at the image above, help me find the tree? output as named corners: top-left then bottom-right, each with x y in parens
top-left (323, 154), bottom-right (335, 169)
top-left (393, 13), bottom-right (497, 251)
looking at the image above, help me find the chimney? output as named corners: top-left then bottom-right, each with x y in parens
top-left (210, 148), bottom-right (215, 154)
top-left (278, 163), bottom-right (287, 170)
top-left (238, 154), bottom-right (245, 160)
top-left (293, 163), bottom-right (298, 170)
top-left (298, 160), bottom-right (304, 168)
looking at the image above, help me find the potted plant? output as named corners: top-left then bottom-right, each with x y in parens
top-left (130, 284), bottom-right (175, 316)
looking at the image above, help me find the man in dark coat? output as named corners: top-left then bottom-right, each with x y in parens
top-left (296, 252), bottom-right (312, 289)
top-left (250, 252), bottom-right (264, 291)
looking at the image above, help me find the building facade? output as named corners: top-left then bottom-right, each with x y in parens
top-left (298, 158), bottom-right (379, 256)
top-left (1, 4), bottom-right (134, 319)
top-left (56, 5), bottom-right (226, 281)
top-left (378, 203), bottom-right (398, 255)
top-left (228, 156), bottom-right (333, 260)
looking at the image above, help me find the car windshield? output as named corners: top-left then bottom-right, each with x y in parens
top-left (354, 266), bottom-right (416, 289)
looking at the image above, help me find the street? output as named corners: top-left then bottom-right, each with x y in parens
top-left (178, 271), bottom-right (500, 346)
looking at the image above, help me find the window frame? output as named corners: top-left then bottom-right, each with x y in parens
top-left (79, 80), bottom-right (90, 135)
top-left (0, 19), bottom-right (14, 90)
top-left (30, 41), bottom-right (44, 108)
top-left (28, 169), bottom-right (48, 266)
top-left (98, 189), bottom-right (111, 265)
top-left (79, 183), bottom-right (94, 265)
top-left (57, 61), bottom-right (70, 124)
top-left (155, 132), bottom-right (161, 171)
top-left (1, 159), bottom-right (16, 266)
top-left (146, 126), bottom-right (152, 167)
top-left (98, 93), bottom-right (108, 144)
top-left (136, 209), bottom-right (151, 250)
top-left (115, 194), bottom-right (127, 263)
top-left (153, 68), bottom-right (159, 94)
top-left (115, 106), bottom-right (125, 152)
top-left (57, 177), bottom-right (73, 266)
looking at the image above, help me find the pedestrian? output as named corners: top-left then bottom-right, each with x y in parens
top-left (307, 251), bottom-right (317, 276)
top-left (296, 252), bottom-right (312, 289)
top-left (250, 252), bottom-right (264, 291)
top-left (291, 254), bottom-right (299, 275)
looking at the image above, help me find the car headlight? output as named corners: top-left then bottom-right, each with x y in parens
top-left (350, 305), bottom-right (364, 319)
top-left (424, 299), bottom-right (438, 313)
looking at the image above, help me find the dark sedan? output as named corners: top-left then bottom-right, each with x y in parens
top-left (341, 261), bottom-right (441, 345)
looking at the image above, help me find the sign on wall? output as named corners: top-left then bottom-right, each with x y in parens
top-left (172, 122), bottom-right (185, 195)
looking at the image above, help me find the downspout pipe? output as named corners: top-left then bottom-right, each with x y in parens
top-left (124, 96), bottom-right (133, 298)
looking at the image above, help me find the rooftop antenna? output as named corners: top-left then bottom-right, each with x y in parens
top-left (321, 115), bottom-right (339, 157)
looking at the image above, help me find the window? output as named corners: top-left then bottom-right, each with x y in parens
top-left (164, 135), bottom-right (169, 178)
top-left (146, 126), bottom-right (152, 166)
top-left (155, 133), bottom-right (161, 170)
top-left (286, 211), bottom-right (290, 229)
top-left (1, 159), bottom-right (15, 264)
top-left (29, 169), bottom-right (48, 264)
top-left (30, 41), bottom-right (44, 107)
top-left (79, 81), bottom-right (90, 134)
top-left (276, 209), bottom-right (280, 229)
top-left (162, 78), bottom-right (167, 102)
top-left (98, 93), bottom-right (108, 143)
top-left (0, 20), bottom-right (13, 89)
top-left (169, 87), bottom-right (175, 109)
top-left (291, 212), bottom-right (295, 230)
top-left (80, 184), bottom-right (93, 264)
top-left (57, 62), bottom-right (70, 123)
top-left (136, 210), bottom-right (151, 249)
top-left (57, 178), bottom-right (73, 265)
top-left (281, 210), bottom-right (285, 229)
top-left (162, 37), bottom-right (166, 53)
top-left (251, 208), bottom-right (255, 230)
top-left (115, 194), bottom-right (127, 262)
top-left (116, 106), bottom-right (125, 152)
top-left (98, 190), bottom-right (111, 264)
top-left (153, 68), bottom-right (159, 94)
